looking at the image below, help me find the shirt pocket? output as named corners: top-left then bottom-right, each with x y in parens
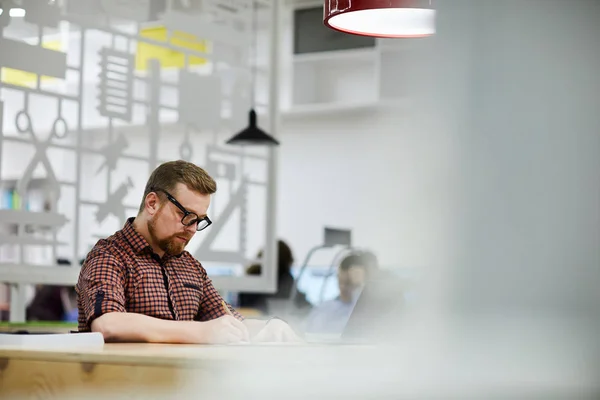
top-left (182, 282), bottom-right (202, 291)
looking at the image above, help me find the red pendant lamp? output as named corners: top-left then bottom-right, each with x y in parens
top-left (324, 0), bottom-right (435, 38)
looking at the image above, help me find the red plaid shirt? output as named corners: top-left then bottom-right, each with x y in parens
top-left (76, 218), bottom-right (243, 332)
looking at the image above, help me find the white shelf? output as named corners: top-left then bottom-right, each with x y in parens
top-left (285, 13), bottom-right (415, 114)
top-left (1, 173), bottom-right (49, 183)
top-left (291, 48), bottom-right (378, 108)
top-left (281, 99), bottom-right (408, 119)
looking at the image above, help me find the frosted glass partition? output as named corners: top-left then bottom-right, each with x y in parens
top-left (0, 0), bottom-right (281, 322)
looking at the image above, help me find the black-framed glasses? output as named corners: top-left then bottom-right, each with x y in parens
top-left (151, 187), bottom-right (212, 231)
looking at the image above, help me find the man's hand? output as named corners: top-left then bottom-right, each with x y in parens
top-left (252, 319), bottom-right (303, 343)
top-left (196, 315), bottom-right (250, 344)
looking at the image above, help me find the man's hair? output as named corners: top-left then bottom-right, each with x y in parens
top-left (138, 160), bottom-right (217, 213)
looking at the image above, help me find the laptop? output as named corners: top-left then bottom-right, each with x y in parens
top-left (306, 272), bottom-right (406, 345)
top-left (226, 272), bottom-right (405, 346)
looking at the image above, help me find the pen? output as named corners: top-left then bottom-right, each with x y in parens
top-left (222, 300), bottom-right (233, 316)
top-left (221, 300), bottom-right (250, 343)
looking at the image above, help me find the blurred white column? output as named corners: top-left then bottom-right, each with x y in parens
top-left (405, 0), bottom-right (600, 393)
top-left (435, 0), bottom-right (600, 322)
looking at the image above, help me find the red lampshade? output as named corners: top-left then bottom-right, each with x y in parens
top-left (324, 0), bottom-right (435, 38)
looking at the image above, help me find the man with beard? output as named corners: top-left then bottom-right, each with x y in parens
top-left (76, 160), bottom-right (299, 344)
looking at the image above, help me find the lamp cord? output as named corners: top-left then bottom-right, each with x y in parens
top-left (250, 0), bottom-right (257, 109)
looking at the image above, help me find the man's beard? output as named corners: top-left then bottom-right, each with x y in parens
top-left (148, 217), bottom-right (190, 256)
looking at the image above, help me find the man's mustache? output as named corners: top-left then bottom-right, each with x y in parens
top-left (172, 233), bottom-right (193, 241)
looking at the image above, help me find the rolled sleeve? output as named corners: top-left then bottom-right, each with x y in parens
top-left (76, 250), bottom-right (127, 331)
top-left (196, 264), bottom-right (244, 322)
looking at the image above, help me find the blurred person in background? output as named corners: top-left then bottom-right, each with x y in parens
top-left (304, 251), bottom-right (377, 335)
top-left (238, 240), bottom-right (312, 315)
top-left (26, 258), bottom-right (82, 322)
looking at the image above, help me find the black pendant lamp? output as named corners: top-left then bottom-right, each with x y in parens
top-left (226, 1), bottom-right (279, 146)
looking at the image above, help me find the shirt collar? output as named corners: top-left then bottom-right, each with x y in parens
top-left (122, 217), bottom-right (154, 255)
top-left (121, 217), bottom-right (185, 260)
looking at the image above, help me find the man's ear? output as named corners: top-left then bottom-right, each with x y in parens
top-left (145, 192), bottom-right (160, 216)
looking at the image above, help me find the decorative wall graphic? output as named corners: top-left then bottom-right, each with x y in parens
top-left (95, 133), bottom-right (129, 175)
top-left (50, 108), bottom-right (69, 140)
top-left (178, 70), bottom-right (222, 131)
top-left (0, 209), bottom-right (69, 244)
top-left (64, 0), bottom-right (105, 18)
top-left (95, 177), bottom-right (135, 224)
top-left (0, 0), bottom-right (276, 322)
top-left (14, 109), bottom-right (61, 209)
top-left (205, 0), bottom-right (252, 17)
top-left (135, 26), bottom-right (208, 72)
top-left (206, 159), bottom-right (236, 182)
top-left (212, 44), bottom-right (244, 71)
top-left (1, 40), bottom-right (63, 87)
top-left (162, 10), bottom-right (245, 47)
top-left (0, 232), bottom-right (66, 246)
top-left (194, 178), bottom-right (248, 264)
top-left (230, 71), bottom-right (252, 129)
top-left (193, 143), bottom-right (269, 264)
top-left (203, 0), bottom-right (253, 30)
top-left (0, 100), bottom-right (3, 176)
top-left (0, 3), bottom-right (76, 322)
top-left (146, 58), bottom-right (161, 172)
top-left (0, 37), bottom-right (67, 79)
top-left (97, 48), bottom-right (135, 122)
top-left (100, 0), bottom-right (152, 22)
top-left (179, 128), bottom-right (194, 160)
top-left (23, 0), bottom-right (61, 28)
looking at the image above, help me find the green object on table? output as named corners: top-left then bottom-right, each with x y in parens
top-left (0, 322), bottom-right (77, 333)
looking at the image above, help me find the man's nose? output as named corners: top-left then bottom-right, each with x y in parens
top-left (184, 223), bottom-right (197, 234)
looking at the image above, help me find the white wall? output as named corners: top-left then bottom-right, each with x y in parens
top-left (277, 108), bottom-right (453, 269)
